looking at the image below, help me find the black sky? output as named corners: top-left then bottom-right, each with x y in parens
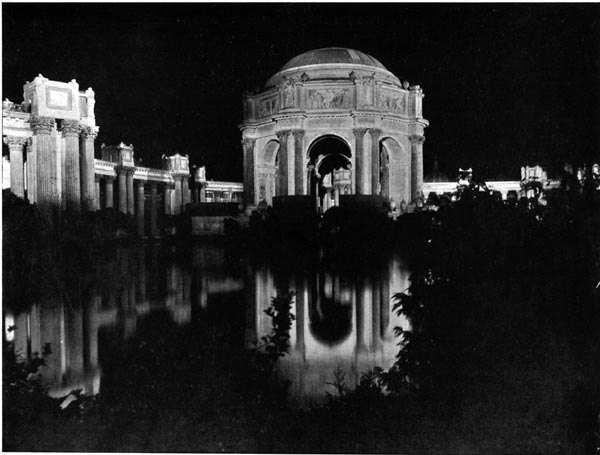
top-left (3, 3), bottom-right (599, 181)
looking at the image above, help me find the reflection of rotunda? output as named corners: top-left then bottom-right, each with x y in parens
top-left (240, 47), bottom-right (428, 211)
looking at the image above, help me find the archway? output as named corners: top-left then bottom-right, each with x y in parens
top-left (307, 136), bottom-right (352, 212)
top-left (257, 140), bottom-right (280, 204)
top-left (380, 137), bottom-right (410, 205)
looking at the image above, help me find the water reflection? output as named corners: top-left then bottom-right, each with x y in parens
top-left (248, 256), bottom-right (410, 407)
top-left (5, 244), bottom-right (409, 407)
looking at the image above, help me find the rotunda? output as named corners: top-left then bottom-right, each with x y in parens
top-left (240, 47), bottom-right (428, 211)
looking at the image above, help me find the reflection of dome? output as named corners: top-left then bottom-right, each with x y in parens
top-left (279, 47), bottom-right (387, 72)
top-left (310, 300), bottom-right (352, 346)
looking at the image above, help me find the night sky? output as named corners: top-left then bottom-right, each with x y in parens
top-left (3, 3), bottom-right (599, 182)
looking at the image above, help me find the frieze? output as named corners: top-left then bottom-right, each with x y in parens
top-left (307, 88), bottom-right (351, 110)
top-left (379, 90), bottom-right (407, 113)
top-left (259, 97), bottom-right (277, 118)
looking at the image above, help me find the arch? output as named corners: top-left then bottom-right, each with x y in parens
top-left (259, 139), bottom-right (280, 166)
top-left (306, 134), bottom-right (352, 160)
top-left (380, 137), bottom-right (410, 204)
top-left (306, 135), bottom-right (353, 211)
top-left (256, 139), bottom-right (281, 204)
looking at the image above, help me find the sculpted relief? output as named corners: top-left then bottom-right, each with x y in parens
top-left (308, 88), bottom-right (351, 110)
top-left (379, 91), bottom-right (407, 114)
top-left (259, 97), bottom-right (278, 118)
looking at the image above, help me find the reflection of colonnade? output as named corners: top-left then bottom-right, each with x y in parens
top-left (247, 256), bottom-right (411, 407)
top-left (3, 247), bottom-right (194, 398)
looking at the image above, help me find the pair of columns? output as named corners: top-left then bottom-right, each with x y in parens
top-left (352, 128), bottom-right (425, 202)
top-left (352, 127), bottom-right (382, 196)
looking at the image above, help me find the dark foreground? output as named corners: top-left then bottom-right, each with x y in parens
top-left (3, 188), bottom-right (600, 453)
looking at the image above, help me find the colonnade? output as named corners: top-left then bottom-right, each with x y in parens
top-left (94, 172), bottom-right (192, 237)
top-left (3, 118), bottom-right (98, 216)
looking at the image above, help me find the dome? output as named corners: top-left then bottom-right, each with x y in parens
top-left (279, 47), bottom-right (388, 72)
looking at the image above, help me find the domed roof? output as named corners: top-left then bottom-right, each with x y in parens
top-left (279, 47), bottom-right (388, 72)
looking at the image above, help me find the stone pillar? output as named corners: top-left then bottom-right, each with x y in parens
top-left (370, 128), bottom-right (382, 195)
top-left (126, 170), bottom-right (135, 215)
top-left (26, 139), bottom-right (37, 203)
top-left (94, 175), bottom-right (101, 210)
top-left (164, 183), bottom-right (173, 215)
top-left (293, 130), bottom-right (305, 195)
top-left (79, 126), bottom-right (97, 211)
top-left (61, 120), bottom-right (81, 212)
top-left (173, 176), bottom-right (183, 215)
top-left (105, 176), bottom-right (115, 209)
top-left (150, 183), bottom-right (159, 237)
top-left (353, 128), bottom-right (367, 195)
top-left (242, 138), bottom-right (256, 206)
top-left (31, 116), bottom-right (58, 218)
top-left (136, 180), bottom-right (145, 237)
top-left (409, 134), bottom-right (425, 202)
top-left (4, 136), bottom-right (26, 198)
top-left (182, 176), bottom-right (191, 207)
top-left (199, 184), bottom-right (206, 203)
top-left (276, 130), bottom-right (290, 197)
top-left (117, 168), bottom-right (127, 213)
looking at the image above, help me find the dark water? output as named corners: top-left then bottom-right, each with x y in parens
top-left (4, 243), bottom-right (410, 408)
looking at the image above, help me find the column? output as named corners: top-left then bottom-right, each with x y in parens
top-left (409, 134), bottom-right (425, 202)
top-left (164, 183), bottom-right (173, 215)
top-left (241, 138), bottom-right (256, 206)
top-left (26, 138), bottom-right (37, 203)
top-left (353, 128), bottom-right (367, 195)
top-left (94, 175), bottom-right (101, 210)
top-left (4, 136), bottom-right (26, 198)
top-left (31, 116), bottom-right (57, 219)
top-left (182, 176), bottom-right (191, 207)
top-left (79, 126), bottom-right (97, 211)
top-left (105, 176), bottom-right (115, 209)
top-left (136, 180), bottom-right (145, 237)
top-left (276, 130), bottom-right (289, 197)
top-left (370, 128), bottom-right (382, 195)
top-left (199, 184), bottom-right (206, 203)
top-left (126, 169), bottom-right (135, 215)
top-left (60, 119), bottom-right (81, 211)
top-left (293, 130), bottom-right (305, 195)
top-left (150, 183), bottom-right (159, 237)
top-left (117, 168), bottom-right (127, 213)
top-left (173, 176), bottom-right (183, 215)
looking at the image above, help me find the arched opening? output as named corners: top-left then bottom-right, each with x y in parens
top-left (380, 137), bottom-right (410, 205)
top-left (307, 136), bottom-right (352, 212)
top-left (257, 140), bottom-right (280, 205)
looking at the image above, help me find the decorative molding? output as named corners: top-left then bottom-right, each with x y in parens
top-left (276, 130), bottom-right (291, 142)
top-left (79, 124), bottom-right (98, 140)
top-left (30, 116), bottom-right (55, 135)
top-left (61, 119), bottom-right (80, 137)
top-left (292, 129), bottom-right (305, 141)
top-left (409, 134), bottom-right (425, 145)
top-left (352, 128), bottom-right (368, 139)
top-left (241, 138), bottom-right (256, 151)
top-left (3, 136), bottom-right (28, 147)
